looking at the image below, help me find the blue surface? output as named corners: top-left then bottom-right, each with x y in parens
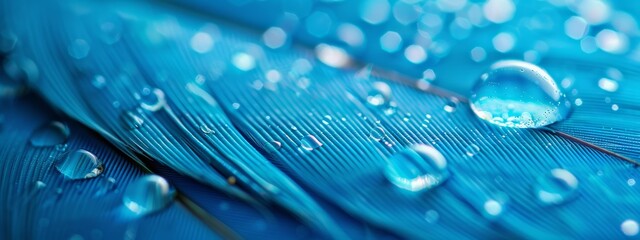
top-left (1, 0), bottom-right (640, 238)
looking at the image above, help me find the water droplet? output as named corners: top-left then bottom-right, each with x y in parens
top-left (443, 97), bottom-right (459, 113)
top-left (123, 175), bottom-right (174, 215)
top-left (30, 121), bottom-right (70, 147)
top-left (95, 177), bottom-right (117, 196)
top-left (385, 144), bottom-right (449, 192)
top-left (120, 110), bottom-right (144, 130)
top-left (482, 199), bottom-right (504, 218)
top-left (139, 88), bottom-right (166, 112)
top-left (200, 124), bottom-right (214, 134)
top-left (424, 210), bottom-right (440, 223)
top-left (270, 141), bottom-right (282, 151)
top-left (470, 60), bottom-right (571, 128)
top-left (535, 168), bottom-right (579, 205)
top-left (300, 135), bottom-right (322, 151)
top-left (627, 178), bottom-right (636, 187)
top-left (34, 180), bottom-right (47, 189)
top-left (232, 52), bottom-right (256, 71)
top-left (622, 220), bottom-right (639, 236)
top-left (465, 144), bottom-right (480, 157)
top-left (370, 127), bottom-right (386, 141)
top-left (68, 39), bottom-right (90, 59)
top-left (56, 149), bottom-right (103, 179)
top-left (91, 75), bottom-right (106, 89)
top-left (367, 82), bottom-right (392, 107)
top-left (321, 115), bottom-right (332, 125)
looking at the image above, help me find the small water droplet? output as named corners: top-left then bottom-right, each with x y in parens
top-left (95, 177), bottom-right (117, 196)
top-left (120, 110), bottom-right (144, 130)
top-left (320, 115), bottom-right (333, 125)
top-left (300, 135), bottom-right (322, 151)
top-left (0, 31), bottom-right (17, 54)
top-left (622, 220), bottom-right (639, 237)
top-left (68, 39), bottom-right (90, 59)
top-left (123, 175), bottom-right (174, 215)
top-left (535, 168), bottom-right (579, 205)
top-left (627, 178), bottom-right (636, 187)
top-left (270, 141), bottom-right (282, 151)
top-left (139, 88), bottom-right (166, 112)
top-left (443, 97), bottom-right (459, 113)
top-left (56, 149), bottom-right (103, 179)
top-left (200, 124), bottom-right (214, 134)
top-left (465, 144), bottom-right (480, 157)
top-left (34, 180), bottom-right (47, 189)
top-left (91, 75), bottom-right (106, 89)
top-left (482, 199), bottom-right (504, 218)
top-left (470, 60), bottom-right (571, 128)
top-left (369, 127), bottom-right (386, 141)
top-left (30, 121), bottom-right (70, 147)
top-left (367, 82), bottom-right (392, 107)
top-left (232, 52), bottom-right (256, 71)
top-left (385, 144), bottom-right (449, 192)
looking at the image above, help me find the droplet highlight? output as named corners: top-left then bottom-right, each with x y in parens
top-left (120, 110), bottom-right (144, 130)
top-left (385, 144), bottom-right (449, 192)
top-left (535, 168), bottom-right (579, 205)
top-left (300, 135), bottom-right (322, 151)
top-left (56, 149), bottom-right (103, 180)
top-left (123, 175), bottom-right (174, 215)
top-left (470, 60), bottom-right (570, 128)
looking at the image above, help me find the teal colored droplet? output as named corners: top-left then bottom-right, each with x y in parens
top-left (30, 121), bottom-right (70, 147)
top-left (120, 110), bottom-right (144, 130)
top-left (123, 175), bottom-right (174, 215)
top-left (139, 88), bottom-right (166, 112)
top-left (367, 81), bottom-right (392, 107)
top-left (535, 168), bottom-right (579, 205)
top-left (370, 127), bottom-right (386, 141)
top-left (465, 144), bottom-right (480, 157)
top-left (470, 60), bottom-right (571, 128)
top-left (300, 135), bottom-right (322, 151)
top-left (385, 144), bottom-right (449, 192)
top-left (55, 149), bottom-right (103, 180)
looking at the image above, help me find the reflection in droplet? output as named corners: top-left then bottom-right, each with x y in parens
top-left (123, 175), bottom-right (174, 215)
top-left (30, 121), bottom-right (70, 147)
top-left (470, 60), bottom-right (571, 128)
top-left (444, 97), bottom-right (459, 113)
top-left (56, 149), bottom-right (103, 180)
top-left (385, 144), bottom-right (449, 192)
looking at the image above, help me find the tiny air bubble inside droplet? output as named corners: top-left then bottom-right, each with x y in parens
top-left (470, 60), bottom-right (571, 128)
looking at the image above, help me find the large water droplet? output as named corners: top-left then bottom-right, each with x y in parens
top-left (120, 110), bottom-right (144, 130)
top-left (385, 144), bottom-right (449, 192)
top-left (30, 121), bottom-right (70, 147)
top-left (535, 168), bottom-right (579, 205)
top-left (56, 149), bottom-right (103, 179)
top-left (367, 81), bottom-right (392, 107)
top-left (300, 135), bottom-right (322, 151)
top-left (470, 60), bottom-right (570, 128)
top-left (123, 175), bottom-right (174, 215)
